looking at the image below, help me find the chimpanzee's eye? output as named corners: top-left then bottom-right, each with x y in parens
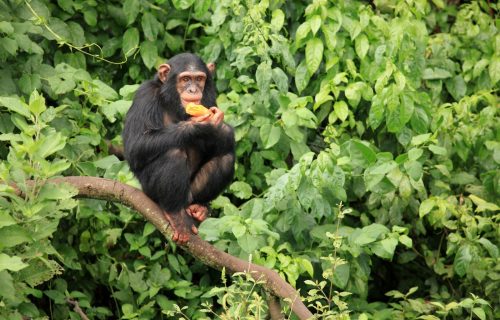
top-left (196, 76), bottom-right (204, 82)
top-left (182, 76), bottom-right (190, 82)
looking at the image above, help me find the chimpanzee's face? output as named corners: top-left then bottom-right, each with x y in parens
top-left (176, 70), bottom-right (207, 107)
top-left (157, 56), bottom-right (215, 109)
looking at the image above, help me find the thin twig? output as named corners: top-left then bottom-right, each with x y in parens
top-left (66, 299), bottom-right (90, 320)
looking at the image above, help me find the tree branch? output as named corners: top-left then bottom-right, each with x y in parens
top-left (30, 176), bottom-right (314, 319)
top-left (268, 294), bottom-right (285, 320)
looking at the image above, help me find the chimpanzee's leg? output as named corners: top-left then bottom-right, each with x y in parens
top-left (138, 148), bottom-right (197, 244)
top-left (187, 152), bottom-right (235, 222)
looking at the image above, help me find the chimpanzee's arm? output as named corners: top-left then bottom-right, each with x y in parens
top-left (124, 121), bottom-right (219, 171)
top-left (212, 123), bottom-right (235, 155)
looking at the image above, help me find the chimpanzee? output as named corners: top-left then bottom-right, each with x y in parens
top-left (122, 53), bottom-right (235, 244)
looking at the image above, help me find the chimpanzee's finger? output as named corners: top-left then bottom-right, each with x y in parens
top-left (191, 224), bottom-right (199, 234)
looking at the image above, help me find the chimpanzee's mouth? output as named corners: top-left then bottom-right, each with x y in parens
top-left (182, 99), bottom-right (201, 107)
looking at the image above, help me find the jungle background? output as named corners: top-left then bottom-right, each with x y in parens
top-left (0, 0), bottom-right (498, 319)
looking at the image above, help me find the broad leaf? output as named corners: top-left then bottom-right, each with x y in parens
top-left (305, 38), bottom-right (323, 75)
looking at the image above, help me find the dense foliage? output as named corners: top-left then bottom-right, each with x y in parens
top-left (0, 0), bottom-right (498, 319)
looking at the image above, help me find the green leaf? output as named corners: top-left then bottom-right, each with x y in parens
top-left (44, 289), bottom-right (66, 303)
top-left (445, 75), bottom-right (466, 101)
top-left (428, 144), bottom-right (447, 156)
top-left (28, 91), bottom-right (46, 116)
top-left (419, 198), bottom-right (435, 217)
top-left (431, 0), bottom-right (445, 8)
top-left (92, 79), bottom-right (119, 100)
top-left (57, 0), bottom-right (74, 13)
top-left (102, 37), bottom-right (121, 57)
top-left (371, 238), bottom-right (398, 259)
top-left (67, 22), bottom-right (85, 47)
top-left (256, 61), bottom-right (272, 93)
top-left (332, 263), bottom-right (349, 289)
top-left (38, 182), bottom-right (78, 201)
top-left (0, 225), bottom-right (32, 248)
top-left (295, 22), bottom-right (310, 45)
top-left (298, 258), bottom-right (314, 277)
top-left (410, 107), bottom-right (429, 134)
top-left (94, 155), bottom-right (120, 169)
top-left (231, 224), bottom-right (246, 238)
top-left (272, 68), bottom-right (289, 93)
top-left (47, 75), bottom-right (76, 95)
top-left (489, 56), bottom-right (500, 85)
top-left (364, 161), bottom-right (398, 191)
top-left (334, 101), bottom-right (349, 122)
top-left (355, 34), bottom-right (369, 59)
top-left (83, 8), bottom-right (97, 26)
top-left (171, 0), bottom-right (195, 10)
top-left (348, 140), bottom-right (377, 168)
top-left (0, 254), bottom-right (28, 272)
top-left (0, 21), bottom-right (14, 34)
top-left (473, 59), bottom-right (488, 78)
top-left (122, 28), bottom-right (139, 57)
top-left (314, 86), bottom-right (333, 110)
top-left (142, 12), bottom-right (161, 41)
top-left (35, 132), bottom-right (66, 159)
top-left (237, 234), bottom-right (261, 253)
top-left (404, 160), bottom-right (422, 180)
top-left (469, 195), bottom-right (500, 212)
top-left (408, 148), bottom-right (423, 161)
top-left (102, 100), bottom-right (132, 123)
top-left (353, 224), bottom-right (390, 245)
top-left (399, 235), bottom-right (413, 248)
top-left (296, 108), bottom-right (317, 128)
top-left (368, 98), bottom-right (384, 129)
top-left (122, 304), bottom-right (137, 317)
top-left (305, 38), bottom-right (323, 75)
top-left (167, 254), bottom-right (181, 273)
top-left (119, 84), bottom-right (140, 99)
top-left (375, 66), bottom-right (393, 94)
top-left (0, 96), bottom-right (30, 118)
top-left (0, 211), bottom-right (16, 228)
top-left (345, 82), bottom-right (362, 108)
top-left (19, 74), bottom-right (42, 95)
top-left (450, 172), bottom-right (476, 185)
top-left (422, 68), bottom-right (452, 79)
top-left (472, 307), bottom-right (486, 320)
top-left (229, 181), bottom-right (253, 199)
top-left (140, 41), bottom-right (158, 70)
top-left (123, 0), bottom-right (140, 25)
top-left (411, 133), bottom-right (431, 146)
top-left (454, 245), bottom-right (472, 277)
top-left (295, 61), bottom-right (310, 94)
top-left (309, 15), bottom-right (321, 35)
top-left (0, 37), bottom-right (18, 55)
top-left (477, 238), bottom-right (498, 258)
top-left (260, 124), bottom-right (281, 149)
top-left (270, 9), bottom-right (285, 32)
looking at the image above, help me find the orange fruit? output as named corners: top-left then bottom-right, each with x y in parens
top-left (186, 103), bottom-right (211, 116)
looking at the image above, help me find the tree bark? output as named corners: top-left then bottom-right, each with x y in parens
top-left (27, 176), bottom-right (313, 319)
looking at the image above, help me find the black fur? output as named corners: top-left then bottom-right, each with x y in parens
top-left (122, 53), bottom-right (235, 213)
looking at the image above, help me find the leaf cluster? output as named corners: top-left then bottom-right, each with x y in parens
top-left (0, 0), bottom-right (498, 319)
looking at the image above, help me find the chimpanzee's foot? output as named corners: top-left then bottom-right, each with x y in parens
top-left (186, 204), bottom-right (209, 222)
top-left (163, 210), bottom-right (198, 244)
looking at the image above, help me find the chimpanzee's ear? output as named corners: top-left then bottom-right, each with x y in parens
top-left (158, 64), bottom-right (171, 83)
top-left (207, 63), bottom-right (215, 75)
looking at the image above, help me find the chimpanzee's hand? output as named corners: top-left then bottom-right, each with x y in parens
top-left (189, 113), bottom-right (212, 123)
top-left (208, 107), bottom-right (224, 126)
